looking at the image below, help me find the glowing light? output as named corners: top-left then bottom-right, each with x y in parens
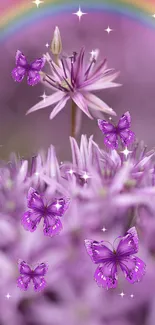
top-left (105, 26), bottom-right (113, 34)
top-left (73, 6), bottom-right (87, 21)
top-left (32, 0), bottom-right (43, 7)
top-left (119, 292), bottom-right (125, 298)
top-left (120, 147), bottom-right (132, 158)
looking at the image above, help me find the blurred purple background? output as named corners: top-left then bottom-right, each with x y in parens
top-left (1, 4), bottom-right (155, 160)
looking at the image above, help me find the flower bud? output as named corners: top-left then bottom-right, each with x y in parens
top-left (51, 26), bottom-right (62, 55)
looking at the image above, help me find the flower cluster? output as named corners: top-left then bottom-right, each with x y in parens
top-left (8, 27), bottom-right (155, 325)
top-left (0, 135), bottom-right (155, 325)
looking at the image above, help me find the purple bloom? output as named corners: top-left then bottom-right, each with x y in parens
top-left (26, 48), bottom-right (121, 119)
top-left (21, 187), bottom-right (70, 237)
top-left (85, 227), bottom-right (146, 289)
top-left (12, 50), bottom-right (46, 86)
top-left (98, 111), bottom-right (135, 149)
top-left (17, 260), bottom-right (48, 292)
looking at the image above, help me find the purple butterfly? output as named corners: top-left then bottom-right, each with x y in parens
top-left (21, 187), bottom-right (70, 237)
top-left (98, 111), bottom-right (135, 149)
top-left (85, 227), bottom-right (146, 289)
top-left (12, 50), bottom-right (45, 86)
top-left (17, 260), bottom-right (48, 292)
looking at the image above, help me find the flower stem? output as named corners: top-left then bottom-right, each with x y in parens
top-left (124, 206), bottom-right (137, 233)
top-left (71, 101), bottom-right (76, 138)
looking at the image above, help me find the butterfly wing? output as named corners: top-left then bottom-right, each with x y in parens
top-left (27, 187), bottom-right (44, 210)
top-left (43, 215), bottom-right (63, 237)
top-left (17, 261), bottom-right (31, 291)
top-left (32, 263), bottom-right (48, 292)
top-left (116, 227), bottom-right (146, 283)
top-left (21, 187), bottom-right (44, 232)
top-left (85, 240), bottom-right (118, 289)
top-left (98, 119), bottom-right (115, 134)
top-left (48, 197), bottom-right (70, 217)
top-left (117, 111), bottom-right (135, 146)
top-left (27, 57), bottom-right (46, 86)
top-left (116, 227), bottom-right (139, 255)
top-left (104, 133), bottom-right (118, 149)
top-left (12, 50), bottom-right (27, 82)
top-left (98, 119), bottom-right (118, 149)
top-left (119, 256), bottom-right (146, 284)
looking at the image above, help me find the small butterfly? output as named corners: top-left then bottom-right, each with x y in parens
top-left (85, 227), bottom-right (146, 289)
top-left (12, 50), bottom-right (46, 86)
top-left (21, 187), bottom-right (70, 237)
top-left (17, 260), bottom-right (48, 292)
top-left (98, 111), bottom-right (135, 149)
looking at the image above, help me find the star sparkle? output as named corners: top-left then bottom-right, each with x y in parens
top-left (120, 147), bottom-right (132, 158)
top-left (101, 227), bottom-right (107, 232)
top-left (5, 293), bottom-right (11, 299)
top-left (32, 0), bottom-right (43, 7)
top-left (67, 169), bottom-right (74, 175)
top-left (73, 6), bottom-right (87, 21)
top-left (40, 92), bottom-right (47, 102)
top-left (119, 292), bottom-right (125, 298)
top-left (55, 201), bottom-right (62, 210)
top-left (105, 26), bottom-right (113, 34)
top-left (130, 294), bottom-right (134, 298)
top-left (45, 43), bottom-right (50, 48)
top-left (82, 172), bottom-right (90, 181)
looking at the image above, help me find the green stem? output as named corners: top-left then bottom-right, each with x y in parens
top-left (71, 101), bottom-right (76, 138)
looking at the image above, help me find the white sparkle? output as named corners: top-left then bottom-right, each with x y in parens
top-left (35, 172), bottom-right (39, 176)
top-left (5, 293), bottom-right (11, 299)
top-left (90, 49), bottom-right (99, 60)
top-left (82, 172), bottom-right (90, 181)
top-left (45, 43), bottom-right (49, 48)
top-left (119, 292), bottom-right (125, 298)
top-left (40, 92), bottom-right (47, 102)
top-left (102, 227), bottom-right (107, 232)
top-left (32, 0), bottom-right (43, 7)
top-left (152, 14), bottom-right (155, 18)
top-left (109, 117), bottom-right (112, 120)
top-left (73, 6), bottom-right (87, 21)
top-left (130, 294), bottom-right (134, 298)
top-left (67, 169), bottom-right (74, 175)
top-left (105, 26), bottom-right (113, 34)
top-left (120, 147), bottom-right (132, 158)
top-left (55, 201), bottom-right (62, 210)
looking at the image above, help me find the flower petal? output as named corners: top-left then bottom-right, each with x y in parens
top-left (49, 95), bottom-right (69, 119)
top-left (82, 92), bottom-right (116, 116)
top-left (26, 91), bottom-right (65, 115)
top-left (71, 92), bottom-right (93, 119)
top-left (81, 81), bottom-right (122, 91)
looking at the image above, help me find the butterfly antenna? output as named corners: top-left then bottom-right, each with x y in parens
top-left (101, 240), bottom-right (114, 251)
top-left (113, 236), bottom-right (122, 251)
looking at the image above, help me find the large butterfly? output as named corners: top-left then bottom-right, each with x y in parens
top-left (17, 260), bottom-right (48, 292)
top-left (98, 111), bottom-right (135, 149)
top-left (21, 187), bottom-right (70, 237)
top-left (12, 50), bottom-right (45, 86)
top-left (85, 227), bottom-right (146, 289)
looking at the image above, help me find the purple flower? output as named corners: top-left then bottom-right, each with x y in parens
top-left (21, 187), bottom-right (70, 237)
top-left (26, 48), bottom-right (121, 119)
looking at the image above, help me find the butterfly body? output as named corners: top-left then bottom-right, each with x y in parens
top-left (22, 187), bottom-right (70, 237)
top-left (85, 227), bottom-right (146, 289)
top-left (98, 111), bottom-right (135, 149)
top-left (17, 261), bottom-right (48, 292)
top-left (12, 50), bottom-right (46, 86)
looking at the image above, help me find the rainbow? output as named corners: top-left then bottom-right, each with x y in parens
top-left (1, 0), bottom-right (155, 42)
